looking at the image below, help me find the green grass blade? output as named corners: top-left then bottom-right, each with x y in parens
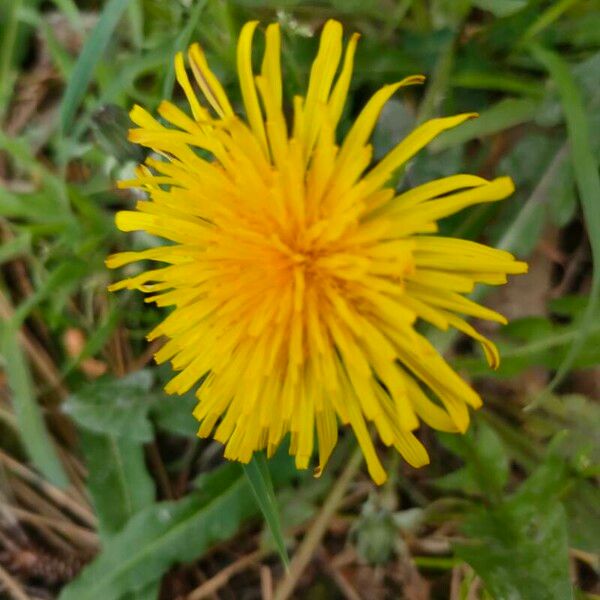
top-left (518, 0), bottom-right (581, 47)
top-left (243, 452), bottom-right (290, 569)
top-left (50, 0), bottom-right (83, 31)
top-left (451, 70), bottom-right (544, 97)
top-left (162, 0), bottom-right (209, 99)
top-left (0, 320), bottom-right (69, 488)
top-left (0, 232), bottom-right (31, 265)
top-left (0, 0), bottom-right (21, 118)
top-left (530, 44), bottom-right (600, 392)
top-left (431, 97), bottom-right (539, 151)
top-left (59, 0), bottom-right (131, 134)
top-left (417, 32), bottom-right (457, 123)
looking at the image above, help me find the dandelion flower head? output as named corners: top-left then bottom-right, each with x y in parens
top-left (108, 20), bottom-right (527, 484)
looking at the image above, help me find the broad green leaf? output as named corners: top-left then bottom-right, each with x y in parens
top-left (60, 0), bottom-right (131, 133)
top-left (437, 419), bottom-right (509, 500)
top-left (63, 371), bottom-right (156, 442)
top-left (59, 457), bottom-right (297, 600)
top-left (80, 430), bottom-right (155, 542)
top-left (0, 321), bottom-right (69, 487)
top-left (455, 450), bottom-right (574, 600)
top-left (150, 392), bottom-right (197, 437)
top-left (121, 579), bottom-right (160, 600)
top-left (243, 452), bottom-right (290, 568)
top-left (565, 479), bottom-right (600, 554)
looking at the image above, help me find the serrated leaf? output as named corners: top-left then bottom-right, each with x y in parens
top-left (59, 456), bottom-right (297, 600)
top-left (437, 419), bottom-right (509, 500)
top-left (80, 430), bottom-right (155, 542)
top-left (59, 464), bottom-right (253, 600)
top-left (150, 392), bottom-right (197, 437)
top-left (455, 450), bottom-right (573, 600)
top-left (63, 371), bottom-right (156, 442)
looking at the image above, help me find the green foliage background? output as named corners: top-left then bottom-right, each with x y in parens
top-left (0, 1), bottom-right (598, 598)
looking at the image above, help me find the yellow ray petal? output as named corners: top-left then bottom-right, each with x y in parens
top-left (361, 113), bottom-right (477, 194)
top-left (302, 19), bottom-right (343, 156)
top-left (336, 76), bottom-right (425, 169)
top-left (237, 21), bottom-right (268, 155)
top-left (174, 52), bottom-right (206, 121)
top-left (327, 32), bottom-right (360, 130)
top-left (188, 43), bottom-right (234, 119)
top-left (261, 23), bottom-right (282, 108)
top-left (404, 375), bottom-right (460, 433)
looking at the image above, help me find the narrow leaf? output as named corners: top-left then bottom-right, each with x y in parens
top-left (0, 321), bottom-right (69, 487)
top-left (60, 0), bottom-right (131, 133)
top-left (243, 452), bottom-right (290, 568)
top-left (162, 0), bottom-right (209, 99)
top-left (530, 44), bottom-right (600, 391)
top-left (0, 232), bottom-right (30, 264)
top-left (431, 98), bottom-right (539, 151)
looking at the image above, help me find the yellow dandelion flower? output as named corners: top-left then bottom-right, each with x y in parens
top-left (107, 20), bottom-right (527, 484)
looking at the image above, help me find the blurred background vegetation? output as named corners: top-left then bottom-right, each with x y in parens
top-left (0, 0), bottom-right (599, 598)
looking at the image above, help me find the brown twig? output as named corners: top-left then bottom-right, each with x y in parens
top-left (55, 447), bottom-right (88, 503)
top-left (273, 447), bottom-right (363, 600)
top-left (9, 476), bottom-right (69, 524)
top-left (0, 291), bottom-right (68, 401)
top-left (130, 338), bottom-right (165, 372)
top-left (318, 547), bottom-right (362, 600)
top-left (186, 549), bottom-right (266, 600)
top-left (260, 565), bottom-right (274, 600)
top-left (7, 506), bottom-right (98, 550)
top-left (0, 562), bottom-right (31, 600)
top-left (146, 443), bottom-right (173, 500)
top-left (0, 451), bottom-right (95, 528)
